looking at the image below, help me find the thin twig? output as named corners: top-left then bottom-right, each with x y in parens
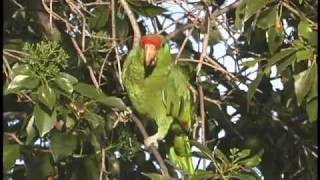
top-left (119, 0), bottom-right (141, 47)
top-left (99, 149), bottom-right (106, 180)
top-left (4, 133), bottom-right (24, 145)
top-left (196, 15), bottom-right (210, 75)
top-left (198, 85), bottom-right (206, 169)
top-left (98, 49), bottom-right (112, 86)
top-left (175, 27), bottom-right (194, 64)
top-left (67, 24), bottom-right (100, 89)
top-left (112, 0), bottom-right (124, 90)
top-left (49, 0), bottom-right (53, 31)
top-left (129, 114), bottom-right (169, 177)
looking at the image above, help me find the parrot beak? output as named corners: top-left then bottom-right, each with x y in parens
top-left (144, 44), bottom-right (157, 67)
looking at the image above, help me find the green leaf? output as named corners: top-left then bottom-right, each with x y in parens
top-left (256, 5), bottom-right (278, 30)
top-left (96, 95), bottom-right (127, 110)
top-left (5, 74), bottom-right (40, 94)
top-left (190, 171), bottom-right (214, 180)
top-left (247, 71), bottom-right (264, 104)
top-left (12, 64), bottom-right (33, 75)
top-left (58, 72), bottom-right (78, 84)
top-left (128, 1), bottom-right (167, 17)
top-left (33, 105), bottom-right (56, 137)
top-left (267, 27), bottom-right (284, 54)
top-left (240, 59), bottom-right (261, 68)
top-left (298, 19), bottom-right (313, 40)
top-left (306, 98), bottom-right (317, 122)
top-left (54, 75), bottom-right (74, 94)
top-left (208, 29), bottom-right (222, 45)
top-left (141, 173), bottom-right (175, 180)
top-left (231, 173), bottom-right (257, 180)
top-left (50, 131), bottom-right (77, 162)
top-left (235, 1), bottom-right (247, 30)
top-left (25, 153), bottom-right (55, 180)
top-left (74, 82), bottom-right (101, 98)
top-left (38, 84), bottom-right (56, 110)
top-left (239, 155), bottom-right (261, 168)
top-left (26, 116), bottom-right (37, 145)
top-left (276, 54), bottom-right (296, 73)
top-left (4, 144), bottom-right (20, 172)
top-left (296, 49), bottom-right (313, 62)
top-left (306, 64), bottom-right (318, 101)
top-left (267, 48), bottom-right (297, 66)
top-left (293, 63), bottom-right (316, 106)
top-left (235, 149), bottom-right (251, 161)
top-left (74, 82), bottom-right (126, 110)
top-left (214, 148), bottom-right (230, 164)
top-left (88, 7), bottom-right (109, 30)
top-left (83, 112), bottom-right (105, 129)
top-left (244, 0), bottom-right (268, 22)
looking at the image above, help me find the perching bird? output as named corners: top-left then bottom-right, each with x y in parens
top-left (122, 34), bottom-right (195, 174)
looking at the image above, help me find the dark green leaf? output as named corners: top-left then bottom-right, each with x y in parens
top-left (83, 112), bottom-right (105, 129)
top-left (267, 48), bottom-right (297, 66)
top-left (256, 6), bottom-right (278, 30)
top-left (50, 131), bottom-right (77, 162)
top-left (4, 144), bottom-right (20, 172)
top-left (25, 153), bottom-right (55, 180)
top-left (33, 105), bottom-right (56, 137)
top-left (70, 156), bottom-right (101, 180)
top-left (276, 54), bottom-right (296, 73)
top-left (74, 82), bottom-right (101, 98)
top-left (267, 27), bottom-right (284, 54)
top-left (247, 71), bottom-right (264, 104)
top-left (214, 148), bottom-right (230, 164)
top-left (5, 74), bottom-right (40, 94)
top-left (245, 0), bottom-right (268, 21)
top-left (128, 1), bottom-right (167, 17)
top-left (88, 7), bottom-right (109, 30)
top-left (190, 171), bottom-right (213, 180)
top-left (38, 84), bottom-right (56, 110)
top-left (239, 155), bottom-right (261, 168)
top-left (235, 1), bottom-right (247, 30)
top-left (293, 63), bottom-right (316, 106)
top-left (96, 95), bottom-right (127, 110)
top-left (141, 173), bottom-right (175, 180)
top-left (231, 173), bottom-right (257, 180)
top-left (74, 82), bottom-right (126, 110)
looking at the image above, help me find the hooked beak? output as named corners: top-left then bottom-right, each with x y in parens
top-left (144, 44), bottom-right (157, 67)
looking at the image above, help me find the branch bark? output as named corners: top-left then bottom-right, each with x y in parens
top-left (119, 0), bottom-right (141, 47)
top-left (129, 114), bottom-right (169, 177)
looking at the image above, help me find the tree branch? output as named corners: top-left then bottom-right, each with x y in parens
top-left (119, 0), bottom-right (141, 47)
top-left (129, 114), bottom-right (169, 177)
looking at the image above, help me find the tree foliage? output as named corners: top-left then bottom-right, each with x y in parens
top-left (3, 0), bottom-right (317, 179)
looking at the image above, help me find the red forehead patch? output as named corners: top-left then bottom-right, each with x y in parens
top-left (141, 35), bottom-right (163, 50)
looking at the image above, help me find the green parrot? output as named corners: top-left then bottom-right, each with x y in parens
top-left (122, 34), bottom-right (194, 174)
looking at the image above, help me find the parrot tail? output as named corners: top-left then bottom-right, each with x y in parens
top-left (169, 135), bottom-right (194, 175)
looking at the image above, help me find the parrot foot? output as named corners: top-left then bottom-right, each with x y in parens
top-left (113, 107), bottom-right (132, 128)
top-left (144, 132), bottom-right (159, 149)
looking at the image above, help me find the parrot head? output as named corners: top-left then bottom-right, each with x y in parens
top-left (141, 35), bottom-right (164, 67)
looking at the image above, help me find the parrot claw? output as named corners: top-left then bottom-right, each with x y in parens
top-left (144, 133), bottom-right (159, 149)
